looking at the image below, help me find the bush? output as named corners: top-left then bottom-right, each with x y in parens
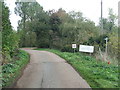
top-left (2, 3), bottom-right (19, 64)
top-left (2, 50), bottom-right (29, 87)
top-left (37, 42), bottom-right (50, 48)
top-left (61, 45), bottom-right (73, 52)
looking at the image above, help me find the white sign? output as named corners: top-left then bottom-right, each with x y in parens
top-left (79, 45), bottom-right (94, 53)
top-left (72, 44), bottom-right (77, 48)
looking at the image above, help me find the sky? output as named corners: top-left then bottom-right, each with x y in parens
top-left (5, 0), bottom-right (119, 30)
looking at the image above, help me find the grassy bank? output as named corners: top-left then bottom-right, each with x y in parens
top-left (36, 48), bottom-right (119, 88)
top-left (1, 50), bottom-right (30, 87)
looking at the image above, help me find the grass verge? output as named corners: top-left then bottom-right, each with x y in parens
top-left (1, 50), bottom-right (30, 88)
top-left (35, 48), bottom-right (119, 88)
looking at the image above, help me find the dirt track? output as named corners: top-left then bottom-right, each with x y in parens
top-left (15, 48), bottom-right (91, 88)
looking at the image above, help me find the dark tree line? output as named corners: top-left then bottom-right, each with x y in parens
top-left (15, 1), bottom-right (118, 60)
top-left (1, 1), bottom-right (118, 64)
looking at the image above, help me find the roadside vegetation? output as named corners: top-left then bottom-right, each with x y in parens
top-left (36, 48), bottom-right (118, 88)
top-left (1, 50), bottom-right (29, 87)
top-left (1, 2), bottom-right (30, 88)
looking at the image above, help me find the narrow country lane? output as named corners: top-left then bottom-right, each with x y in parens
top-left (14, 48), bottom-right (91, 88)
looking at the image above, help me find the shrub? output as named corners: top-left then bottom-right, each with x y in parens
top-left (2, 50), bottom-right (29, 87)
top-left (61, 45), bottom-right (73, 52)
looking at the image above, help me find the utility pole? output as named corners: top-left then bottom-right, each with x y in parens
top-left (101, 0), bottom-right (103, 35)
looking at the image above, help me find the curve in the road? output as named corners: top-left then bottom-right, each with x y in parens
top-left (15, 49), bottom-right (91, 88)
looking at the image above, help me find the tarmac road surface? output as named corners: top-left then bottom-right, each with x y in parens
top-left (15, 48), bottom-right (91, 88)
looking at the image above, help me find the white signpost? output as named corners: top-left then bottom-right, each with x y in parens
top-left (72, 44), bottom-right (76, 48)
top-left (72, 44), bottom-right (77, 53)
top-left (79, 45), bottom-right (94, 54)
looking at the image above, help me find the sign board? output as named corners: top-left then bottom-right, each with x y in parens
top-left (72, 44), bottom-right (77, 48)
top-left (79, 45), bottom-right (94, 53)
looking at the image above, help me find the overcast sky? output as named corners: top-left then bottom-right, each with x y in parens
top-left (5, 0), bottom-right (119, 30)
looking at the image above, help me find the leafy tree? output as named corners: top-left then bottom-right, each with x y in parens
top-left (99, 8), bottom-right (117, 33)
top-left (15, 2), bottom-right (30, 30)
top-left (15, 2), bottom-right (50, 48)
top-left (108, 8), bottom-right (117, 26)
top-left (49, 12), bottom-right (61, 32)
top-left (108, 26), bottom-right (118, 58)
top-left (2, 3), bottom-right (19, 64)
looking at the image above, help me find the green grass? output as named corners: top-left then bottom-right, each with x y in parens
top-left (1, 50), bottom-right (30, 87)
top-left (35, 48), bottom-right (119, 88)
